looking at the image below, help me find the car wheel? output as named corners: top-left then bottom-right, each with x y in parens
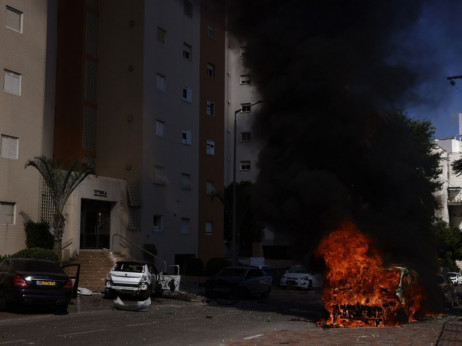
top-left (139, 286), bottom-right (152, 300)
top-left (261, 286), bottom-right (271, 298)
top-left (104, 288), bottom-right (115, 299)
top-left (307, 280), bottom-right (313, 290)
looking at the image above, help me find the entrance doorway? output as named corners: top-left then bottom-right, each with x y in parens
top-left (80, 199), bottom-right (112, 249)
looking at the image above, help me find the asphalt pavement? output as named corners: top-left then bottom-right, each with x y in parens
top-left (1, 281), bottom-right (461, 345)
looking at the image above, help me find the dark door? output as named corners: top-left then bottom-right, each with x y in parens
top-left (80, 199), bottom-right (112, 249)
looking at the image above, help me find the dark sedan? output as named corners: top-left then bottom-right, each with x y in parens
top-left (0, 258), bottom-right (72, 312)
top-left (205, 266), bottom-right (272, 298)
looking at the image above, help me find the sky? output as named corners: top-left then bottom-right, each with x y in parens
top-left (404, 1), bottom-right (462, 138)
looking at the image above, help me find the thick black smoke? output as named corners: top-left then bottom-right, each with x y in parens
top-left (226, 0), bottom-right (443, 291)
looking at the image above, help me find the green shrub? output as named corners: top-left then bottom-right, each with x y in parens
top-left (205, 257), bottom-right (231, 276)
top-left (24, 220), bottom-right (54, 249)
top-left (0, 254), bottom-right (10, 262)
top-left (11, 248), bottom-right (60, 264)
top-left (184, 257), bottom-right (203, 276)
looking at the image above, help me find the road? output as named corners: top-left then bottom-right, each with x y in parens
top-left (0, 285), bottom-right (460, 345)
top-left (0, 287), bottom-right (324, 345)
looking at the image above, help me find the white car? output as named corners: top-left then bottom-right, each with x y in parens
top-left (447, 272), bottom-right (462, 286)
top-left (279, 266), bottom-right (323, 290)
top-left (105, 261), bottom-right (157, 299)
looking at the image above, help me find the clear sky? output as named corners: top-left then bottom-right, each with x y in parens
top-left (404, 1), bottom-right (462, 139)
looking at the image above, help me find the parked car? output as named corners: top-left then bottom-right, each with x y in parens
top-left (205, 266), bottom-right (272, 298)
top-left (447, 272), bottom-right (462, 286)
top-left (105, 261), bottom-right (157, 300)
top-left (435, 273), bottom-right (459, 308)
top-left (0, 258), bottom-right (73, 312)
top-left (279, 265), bottom-right (323, 290)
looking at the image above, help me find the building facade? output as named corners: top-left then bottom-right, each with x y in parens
top-left (1, 0), bottom-right (226, 269)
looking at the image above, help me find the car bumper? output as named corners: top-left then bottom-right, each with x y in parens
top-left (105, 281), bottom-right (149, 294)
top-left (280, 278), bottom-right (311, 289)
top-left (10, 287), bottom-right (71, 306)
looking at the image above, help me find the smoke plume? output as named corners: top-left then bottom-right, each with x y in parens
top-left (226, 0), bottom-right (443, 287)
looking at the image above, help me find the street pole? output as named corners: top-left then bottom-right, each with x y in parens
top-left (232, 100), bottom-right (263, 266)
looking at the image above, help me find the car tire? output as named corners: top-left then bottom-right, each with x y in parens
top-left (104, 288), bottom-right (115, 299)
top-left (262, 286), bottom-right (271, 298)
top-left (307, 280), bottom-right (313, 290)
top-left (139, 286), bottom-right (152, 300)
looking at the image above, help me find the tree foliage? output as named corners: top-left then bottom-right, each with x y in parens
top-left (25, 156), bottom-right (94, 256)
top-left (432, 220), bottom-right (462, 271)
top-left (213, 181), bottom-right (265, 257)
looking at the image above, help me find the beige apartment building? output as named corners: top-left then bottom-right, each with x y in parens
top-left (1, 0), bottom-right (226, 269)
top-left (0, 0), bottom-right (56, 254)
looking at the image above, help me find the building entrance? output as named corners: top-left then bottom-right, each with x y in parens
top-left (80, 199), bottom-right (112, 249)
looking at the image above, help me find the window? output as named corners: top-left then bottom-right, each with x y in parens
top-left (153, 165), bottom-right (167, 185)
top-left (241, 103), bottom-right (251, 112)
top-left (184, 0), bottom-right (193, 18)
top-left (1, 135), bottom-right (18, 159)
top-left (206, 140), bottom-right (215, 155)
top-left (205, 221), bottom-right (213, 236)
top-left (207, 24), bottom-right (215, 39)
top-left (182, 87), bottom-right (192, 103)
top-left (181, 218), bottom-right (191, 234)
top-left (206, 181), bottom-right (216, 195)
top-left (240, 74), bottom-right (251, 85)
top-left (4, 70), bottom-right (21, 95)
top-left (181, 173), bottom-right (191, 190)
top-left (157, 27), bottom-right (166, 44)
top-left (181, 130), bottom-right (191, 145)
top-left (156, 74), bottom-right (166, 91)
top-left (0, 202), bottom-right (15, 224)
top-left (183, 43), bottom-right (192, 61)
top-left (207, 63), bottom-right (215, 77)
top-left (206, 100), bottom-right (215, 116)
top-left (155, 120), bottom-right (165, 137)
top-left (241, 132), bottom-right (251, 142)
top-left (6, 6), bottom-right (22, 33)
top-left (240, 160), bottom-right (251, 171)
top-left (153, 215), bottom-right (163, 231)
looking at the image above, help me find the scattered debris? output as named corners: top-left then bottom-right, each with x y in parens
top-left (77, 287), bottom-right (92, 296)
top-left (113, 296), bottom-right (151, 311)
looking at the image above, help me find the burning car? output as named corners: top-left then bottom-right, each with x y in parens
top-left (205, 266), bottom-right (272, 298)
top-left (279, 265), bottom-right (323, 290)
top-left (105, 261), bottom-right (157, 300)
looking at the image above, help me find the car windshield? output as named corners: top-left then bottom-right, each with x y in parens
top-left (218, 268), bottom-right (247, 277)
top-left (114, 262), bottom-right (144, 273)
top-left (13, 260), bottom-right (63, 274)
top-left (288, 267), bottom-right (308, 273)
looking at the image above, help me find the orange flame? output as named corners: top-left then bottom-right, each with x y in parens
top-left (316, 221), bottom-right (426, 327)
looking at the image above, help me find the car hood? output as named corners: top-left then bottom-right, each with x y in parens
top-left (282, 273), bottom-right (311, 279)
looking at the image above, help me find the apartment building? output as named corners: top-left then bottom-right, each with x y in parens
top-left (435, 114), bottom-right (462, 228)
top-left (0, 0), bottom-right (226, 268)
top-left (0, 0), bottom-right (56, 254)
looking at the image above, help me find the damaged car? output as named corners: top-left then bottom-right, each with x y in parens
top-left (105, 261), bottom-right (157, 300)
top-left (279, 265), bottom-right (323, 290)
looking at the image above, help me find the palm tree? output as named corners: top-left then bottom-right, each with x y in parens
top-left (25, 156), bottom-right (94, 257)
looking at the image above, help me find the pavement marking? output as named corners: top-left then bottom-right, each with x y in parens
top-left (57, 329), bottom-right (107, 337)
top-left (243, 334), bottom-right (263, 340)
top-left (126, 322), bottom-right (159, 327)
top-left (0, 340), bottom-right (26, 345)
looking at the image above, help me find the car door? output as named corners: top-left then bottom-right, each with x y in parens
top-left (246, 269), bottom-right (266, 294)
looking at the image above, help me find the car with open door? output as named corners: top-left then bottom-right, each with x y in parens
top-left (0, 258), bottom-right (73, 312)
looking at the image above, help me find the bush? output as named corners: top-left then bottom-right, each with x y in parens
top-left (183, 257), bottom-right (203, 276)
top-left (24, 220), bottom-right (54, 249)
top-left (205, 257), bottom-right (231, 276)
top-left (11, 248), bottom-right (60, 264)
